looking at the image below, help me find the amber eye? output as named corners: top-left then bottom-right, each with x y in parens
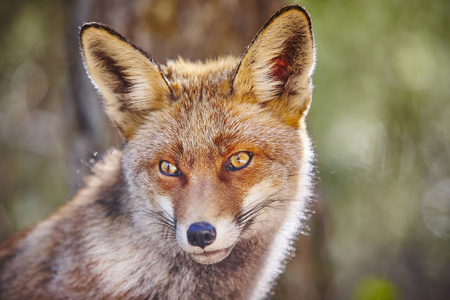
top-left (159, 160), bottom-right (181, 176)
top-left (228, 152), bottom-right (253, 171)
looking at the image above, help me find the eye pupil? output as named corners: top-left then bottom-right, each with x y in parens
top-left (236, 154), bottom-right (245, 165)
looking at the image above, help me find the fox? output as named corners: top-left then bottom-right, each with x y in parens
top-left (0, 4), bottom-right (315, 300)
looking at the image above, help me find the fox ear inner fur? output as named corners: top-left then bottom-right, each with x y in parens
top-left (80, 23), bottom-right (173, 140)
top-left (232, 5), bottom-right (315, 126)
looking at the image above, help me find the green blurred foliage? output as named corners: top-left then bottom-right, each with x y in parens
top-left (353, 276), bottom-right (399, 300)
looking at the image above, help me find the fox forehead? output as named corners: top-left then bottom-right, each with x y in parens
top-left (119, 57), bottom-right (302, 165)
top-left (162, 56), bottom-right (239, 89)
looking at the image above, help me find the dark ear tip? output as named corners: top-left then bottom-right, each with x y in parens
top-left (278, 4), bottom-right (311, 16)
top-left (283, 4), bottom-right (310, 12)
top-left (271, 4), bottom-right (312, 28)
top-left (78, 23), bottom-right (146, 57)
top-left (79, 22), bottom-right (103, 46)
top-left (79, 22), bottom-right (115, 40)
top-left (80, 22), bottom-right (103, 34)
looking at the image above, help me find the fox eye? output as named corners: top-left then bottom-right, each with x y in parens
top-left (159, 161), bottom-right (181, 176)
top-left (228, 152), bottom-right (253, 171)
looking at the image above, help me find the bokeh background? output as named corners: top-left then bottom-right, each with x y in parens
top-left (0, 0), bottom-right (449, 299)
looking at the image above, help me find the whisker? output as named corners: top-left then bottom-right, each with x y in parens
top-left (141, 211), bottom-right (176, 228)
top-left (129, 209), bottom-right (177, 236)
top-left (151, 199), bottom-right (176, 223)
top-left (236, 195), bottom-right (292, 228)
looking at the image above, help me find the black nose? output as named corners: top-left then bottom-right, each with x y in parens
top-left (187, 222), bottom-right (216, 249)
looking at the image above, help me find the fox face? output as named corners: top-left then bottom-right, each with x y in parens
top-left (80, 6), bottom-right (315, 265)
top-left (123, 89), bottom-right (306, 264)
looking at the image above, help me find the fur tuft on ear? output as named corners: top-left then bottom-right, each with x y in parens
top-left (232, 5), bottom-right (315, 125)
top-left (80, 23), bottom-right (173, 140)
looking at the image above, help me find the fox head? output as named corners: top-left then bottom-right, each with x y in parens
top-left (80, 5), bottom-right (315, 265)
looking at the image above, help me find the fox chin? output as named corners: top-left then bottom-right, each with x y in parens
top-left (0, 4), bottom-right (316, 300)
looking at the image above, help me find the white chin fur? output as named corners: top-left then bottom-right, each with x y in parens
top-left (189, 247), bottom-right (233, 265)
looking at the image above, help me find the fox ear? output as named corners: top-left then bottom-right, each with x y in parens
top-left (80, 23), bottom-right (172, 140)
top-left (232, 5), bottom-right (315, 126)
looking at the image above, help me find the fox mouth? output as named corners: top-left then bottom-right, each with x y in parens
top-left (189, 247), bottom-right (233, 265)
